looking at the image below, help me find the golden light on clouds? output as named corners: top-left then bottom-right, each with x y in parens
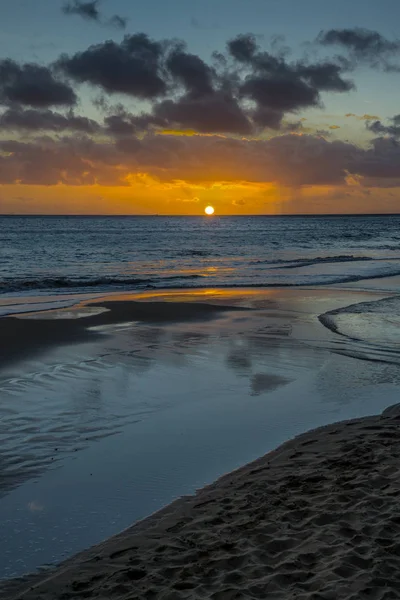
top-left (2, 177), bottom-right (400, 216)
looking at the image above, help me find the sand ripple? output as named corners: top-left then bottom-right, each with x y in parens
top-left (6, 409), bottom-right (400, 599)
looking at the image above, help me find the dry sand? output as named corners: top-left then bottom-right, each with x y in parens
top-left (4, 404), bottom-right (400, 600)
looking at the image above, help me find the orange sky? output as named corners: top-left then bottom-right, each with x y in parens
top-left (2, 178), bottom-right (400, 215)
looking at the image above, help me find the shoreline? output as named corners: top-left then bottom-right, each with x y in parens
top-left (4, 403), bottom-right (400, 599)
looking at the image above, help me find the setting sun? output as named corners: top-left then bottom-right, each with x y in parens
top-left (205, 205), bottom-right (215, 215)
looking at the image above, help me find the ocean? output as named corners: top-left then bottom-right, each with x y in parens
top-left (1, 215), bottom-right (400, 300)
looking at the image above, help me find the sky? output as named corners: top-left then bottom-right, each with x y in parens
top-left (1, 0), bottom-right (400, 215)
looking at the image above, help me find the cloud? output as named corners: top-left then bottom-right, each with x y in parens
top-left (0, 28), bottom-right (398, 146)
top-left (54, 31), bottom-right (356, 134)
top-left (104, 110), bottom-right (163, 137)
top-left (366, 115), bottom-right (400, 138)
top-left (345, 113), bottom-right (380, 120)
top-left (318, 28), bottom-right (400, 70)
top-left (56, 34), bottom-right (166, 99)
top-left (0, 28), bottom-right (400, 201)
top-left (227, 33), bottom-right (259, 63)
top-left (0, 136), bottom-right (123, 186)
top-left (62, 1), bottom-right (127, 29)
top-left (108, 15), bottom-right (127, 30)
top-left (177, 195), bottom-right (200, 203)
top-left (99, 131), bottom-right (400, 188)
top-left (356, 136), bottom-right (400, 181)
top-left (166, 48), bottom-right (215, 96)
top-left (161, 33), bottom-right (353, 132)
top-left (153, 93), bottom-right (252, 135)
top-left (225, 34), bottom-right (354, 130)
top-left (62, 1), bottom-right (100, 21)
top-left (0, 108), bottom-right (100, 133)
top-left (2, 130), bottom-right (400, 190)
top-left (226, 34), bottom-right (353, 95)
top-left (0, 60), bottom-right (76, 107)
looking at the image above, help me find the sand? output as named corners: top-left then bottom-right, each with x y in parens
top-left (4, 404), bottom-right (400, 600)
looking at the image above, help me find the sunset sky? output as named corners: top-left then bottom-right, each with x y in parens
top-left (1, 0), bottom-right (400, 214)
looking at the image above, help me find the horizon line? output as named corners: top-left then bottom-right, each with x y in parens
top-left (1, 213), bottom-right (400, 218)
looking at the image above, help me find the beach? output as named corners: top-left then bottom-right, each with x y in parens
top-left (2, 0), bottom-right (400, 590)
top-left (1, 286), bottom-right (400, 598)
top-left (5, 405), bottom-right (400, 599)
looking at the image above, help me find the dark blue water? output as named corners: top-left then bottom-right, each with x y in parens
top-left (1, 215), bottom-right (400, 296)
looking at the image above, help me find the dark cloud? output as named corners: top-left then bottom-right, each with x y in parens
top-left (104, 111), bottom-right (163, 137)
top-left (57, 34), bottom-right (166, 99)
top-left (0, 60), bottom-right (76, 107)
top-left (227, 33), bottom-right (258, 63)
top-left (114, 132), bottom-right (400, 186)
top-left (0, 138), bottom-right (93, 185)
top-left (104, 114), bottom-right (136, 136)
top-left (53, 31), bottom-right (356, 134)
top-left (0, 136), bottom-right (123, 186)
top-left (108, 15), bottom-right (128, 30)
top-left (283, 120), bottom-right (304, 132)
top-left (62, 1), bottom-right (100, 21)
top-left (166, 49), bottom-right (215, 96)
top-left (296, 62), bottom-right (354, 92)
top-left (1, 131), bottom-right (400, 188)
top-left (318, 28), bottom-right (400, 70)
top-left (356, 137), bottom-right (400, 180)
top-left (366, 115), bottom-right (400, 138)
top-left (153, 92), bottom-right (252, 135)
top-left (0, 108), bottom-right (100, 133)
top-left (227, 35), bottom-right (285, 74)
top-left (62, 1), bottom-right (127, 29)
top-left (242, 76), bottom-right (319, 112)
top-left (250, 106), bottom-right (283, 129)
top-left (225, 34), bottom-right (354, 130)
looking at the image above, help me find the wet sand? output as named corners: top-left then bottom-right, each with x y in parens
top-left (0, 298), bottom-right (248, 366)
top-left (4, 404), bottom-right (400, 600)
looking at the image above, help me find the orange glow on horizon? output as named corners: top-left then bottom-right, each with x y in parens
top-left (1, 180), bottom-right (400, 216)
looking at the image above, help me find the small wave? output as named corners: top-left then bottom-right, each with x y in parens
top-left (318, 294), bottom-right (400, 342)
top-left (320, 295), bottom-right (400, 321)
top-left (0, 274), bottom-right (205, 294)
top-left (250, 255), bottom-right (373, 267)
top-left (270, 255), bottom-right (375, 270)
top-left (0, 276), bottom-right (150, 293)
top-left (318, 295), bottom-right (400, 364)
top-left (177, 249), bottom-right (215, 257)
